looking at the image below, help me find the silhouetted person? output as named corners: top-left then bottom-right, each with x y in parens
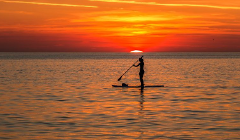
top-left (133, 57), bottom-right (144, 88)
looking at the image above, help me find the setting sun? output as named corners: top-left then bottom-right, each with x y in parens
top-left (130, 50), bottom-right (143, 53)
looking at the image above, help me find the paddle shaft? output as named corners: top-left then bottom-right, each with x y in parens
top-left (118, 56), bottom-right (143, 81)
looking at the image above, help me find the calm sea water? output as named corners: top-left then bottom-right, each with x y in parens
top-left (0, 52), bottom-right (240, 140)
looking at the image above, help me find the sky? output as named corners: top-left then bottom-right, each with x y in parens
top-left (0, 0), bottom-right (240, 52)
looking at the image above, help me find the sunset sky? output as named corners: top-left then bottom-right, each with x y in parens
top-left (0, 0), bottom-right (240, 52)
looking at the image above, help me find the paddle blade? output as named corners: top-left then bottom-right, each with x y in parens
top-left (118, 76), bottom-right (122, 81)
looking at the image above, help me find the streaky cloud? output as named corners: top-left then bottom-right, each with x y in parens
top-left (0, 10), bottom-right (33, 14)
top-left (90, 0), bottom-right (240, 10)
top-left (0, 0), bottom-right (98, 8)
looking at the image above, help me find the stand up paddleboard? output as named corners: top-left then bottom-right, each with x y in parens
top-left (112, 85), bottom-right (164, 88)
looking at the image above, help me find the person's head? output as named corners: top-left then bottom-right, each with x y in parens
top-left (139, 57), bottom-right (143, 62)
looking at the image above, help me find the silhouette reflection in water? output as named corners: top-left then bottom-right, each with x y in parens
top-left (138, 89), bottom-right (145, 139)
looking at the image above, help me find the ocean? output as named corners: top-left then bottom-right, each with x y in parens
top-left (0, 52), bottom-right (240, 139)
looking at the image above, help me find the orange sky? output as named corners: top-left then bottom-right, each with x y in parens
top-left (0, 0), bottom-right (240, 52)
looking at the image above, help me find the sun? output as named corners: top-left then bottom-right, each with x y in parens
top-left (130, 50), bottom-right (143, 53)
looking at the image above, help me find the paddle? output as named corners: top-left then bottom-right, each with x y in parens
top-left (117, 56), bottom-right (143, 81)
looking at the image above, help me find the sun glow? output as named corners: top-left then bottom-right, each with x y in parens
top-left (1, 0), bottom-right (240, 52)
top-left (130, 50), bottom-right (143, 53)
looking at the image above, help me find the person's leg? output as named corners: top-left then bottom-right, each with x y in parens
top-left (140, 72), bottom-right (144, 87)
top-left (140, 78), bottom-right (144, 86)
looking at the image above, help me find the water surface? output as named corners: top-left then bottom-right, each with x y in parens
top-left (0, 52), bottom-right (240, 139)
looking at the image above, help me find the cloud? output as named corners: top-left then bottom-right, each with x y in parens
top-left (0, 10), bottom-right (33, 14)
top-left (0, 0), bottom-right (98, 8)
top-left (90, 0), bottom-right (240, 10)
top-left (93, 15), bottom-right (180, 22)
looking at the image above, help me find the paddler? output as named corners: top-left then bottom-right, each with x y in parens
top-left (133, 57), bottom-right (144, 88)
